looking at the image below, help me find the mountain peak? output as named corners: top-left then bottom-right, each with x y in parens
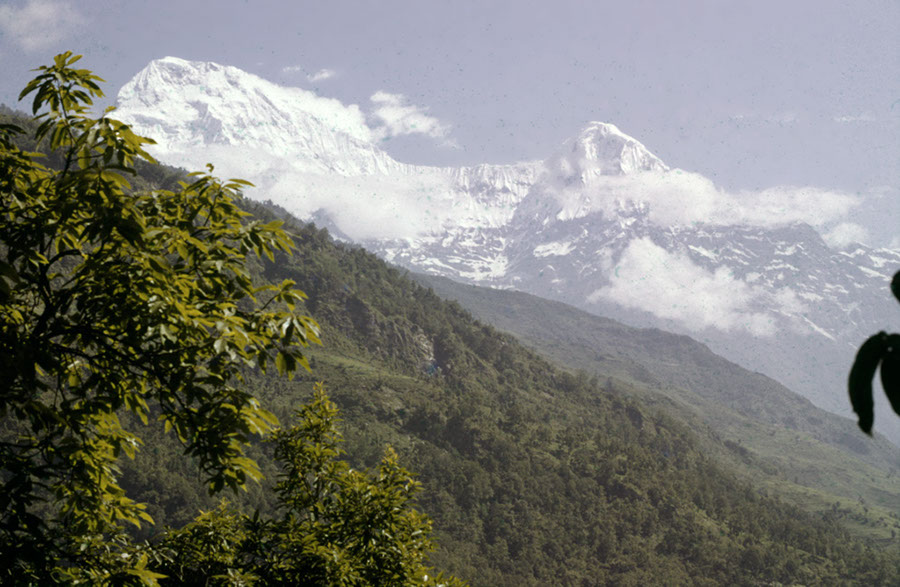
top-left (125, 57), bottom-right (229, 95)
top-left (114, 56), bottom-right (391, 174)
top-left (559, 121), bottom-right (669, 176)
top-left (580, 120), bottom-right (628, 138)
top-left (150, 56), bottom-right (194, 67)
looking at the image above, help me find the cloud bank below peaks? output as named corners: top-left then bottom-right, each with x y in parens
top-left (589, 237), bottom-right (806, 337)
top-left (154, 144), bottom-right (466, 241)
top-left (541, 167), bottom-right (862, 239)
top-left (264, 167), bottom-right (458, 240)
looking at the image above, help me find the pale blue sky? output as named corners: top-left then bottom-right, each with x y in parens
top-left (1, 0), bottom-right (897, 243)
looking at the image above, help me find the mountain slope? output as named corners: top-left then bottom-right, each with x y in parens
top-left (7, 98), bottom-right (900, 584)
top-left (240, 200), bottom-right (900, 584)
top-left (413, 273), bottom-right (900, 537)
top-left (112, 58), bottom-right (900, 445)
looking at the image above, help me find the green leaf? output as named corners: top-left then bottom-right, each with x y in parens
top-left (275, 351), bottom-right (290, 376)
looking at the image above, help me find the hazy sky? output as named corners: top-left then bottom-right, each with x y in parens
top-left (1, 0), bottom-right (897, 243)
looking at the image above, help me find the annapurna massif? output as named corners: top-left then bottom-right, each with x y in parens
top-left (114, 56), bottom-right (900, 442)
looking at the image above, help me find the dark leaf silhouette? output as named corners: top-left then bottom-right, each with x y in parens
top-left (848, 269), bottom-right (900, 434)
top-left (879, 335), bottom-right (900, 417)
top-left (848, 332), bottom-right (886, 434)
top-left (892, 270), bottom-right (900, 304)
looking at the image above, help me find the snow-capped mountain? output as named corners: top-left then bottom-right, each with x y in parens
top-left (115, 57), bottom-right (539, 240)
top-left (115, 58), bottom-right (900, 442)
top-left (117, 56), bottom-right (398, 174)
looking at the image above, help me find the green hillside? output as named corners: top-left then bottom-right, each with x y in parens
top-left (200, 199), bottom-right (900, 584)
top-left (414, 273), bottom-right (900, 543)
top-left (4, 101), bottom-right (900, 584)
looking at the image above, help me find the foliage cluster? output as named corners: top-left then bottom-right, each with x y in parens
top-left (0, 54), bottom-right (453, 585)
top-left (156, 383), bottom-right (459, 586)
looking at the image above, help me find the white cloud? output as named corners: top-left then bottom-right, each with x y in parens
top-left (731, 185), bottom-right (859, 228)
top-left (768, 111), bottom-right (798, 125)
top-left (543, 167), bottom-right (860, 234)
top-left (824, 222), bottom-right (869, 249)
top-left (307, 68), bottom-right (336, 83)
top-left (589, 237), bottom-right (805, 336)
top-left (833, 113), bottom-right (876, 123)
top-left (263, 168), bottom-right (455, 240)
top-left (281, 65), bottom-right (337, 83)
top-left (369, 91), bottom-right (453, 144)
top-left (150, 145), bottom-right (459, 240)
top-left (0, 0), bottom-right (85, 52)
top-left (727, 111), bottom-right (799, 125)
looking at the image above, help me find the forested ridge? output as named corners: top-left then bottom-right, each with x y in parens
top-left (222, 200), bottom-right (900, 585)
top-left (414, 273), bottom-right (900, 544)
top-left (2, 60), bottom-right (900, 585)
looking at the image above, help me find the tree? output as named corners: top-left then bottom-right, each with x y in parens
top-left (157, 383), bottom-right (463, 586)
top-left (848, 271), bottom-right (900, 434)
top-left (0, 52), bottom-right (319, 582)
